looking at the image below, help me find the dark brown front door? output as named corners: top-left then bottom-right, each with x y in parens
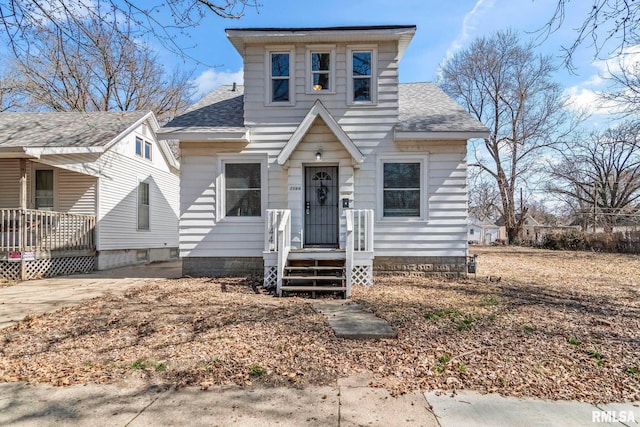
top-left (304, 166), bottom-right (338, 247)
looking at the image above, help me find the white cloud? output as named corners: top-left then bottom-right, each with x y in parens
top-left (192, 68), bottom-right (244, 98)
top-left (437, 0), bottom-right (496, 80)
top-left (564, 44), bottom-right (640, 117)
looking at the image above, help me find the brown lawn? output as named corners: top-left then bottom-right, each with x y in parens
top-left (0, 246), bottom-right (639, 402)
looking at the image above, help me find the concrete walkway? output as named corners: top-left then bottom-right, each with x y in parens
top-left (0, 261), bottom-right (182, 329)
top-left (312, 300), bottom-right (397, 339)
top-left (1, 380), bottom-right (638, 426)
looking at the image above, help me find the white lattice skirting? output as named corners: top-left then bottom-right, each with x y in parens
top-left (351, 265), bottom-right (373, 287)
top-left (0, 256), bottom-right (95, 281)
top-left (263, 266), bottom-right (277, 289)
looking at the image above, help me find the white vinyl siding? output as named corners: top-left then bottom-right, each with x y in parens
top-left (96, 148), bottom-right (178, 251)
top-left (57, 169), bottom-right (96, 215)
top-left (179, 38), bottom-right (468, 260)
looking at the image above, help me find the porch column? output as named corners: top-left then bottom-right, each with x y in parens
top-left (19, 158), bottom-right (27, 209)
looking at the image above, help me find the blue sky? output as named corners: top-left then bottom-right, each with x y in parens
top-left (153, 0), bottom-right (624, 126)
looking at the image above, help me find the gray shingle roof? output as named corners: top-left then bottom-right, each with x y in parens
top-left (161, 82), bottom-right (487, 135)
top-left (398, 82), bottom-right (488, 133)
top-left (162, 85), bottom-right (245, 132)
top-left (0, 111), bottom-right (150, 148)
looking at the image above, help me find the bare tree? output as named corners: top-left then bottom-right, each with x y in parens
top-left (541, 0), bottom-right (640, 69)
top-left (9, 17), bottom-right (195, 121)
top-left (0, 0), bottom-right (258, 61)
top-left (600, 53), bottom-right (640, 117)
top-left (468, 169), bottom-right (501, 222)
top-left (547, 122), bottom-right (640, 232)
top-left (0, 70), bottom-right (22, 111)
top-left (440, 30), bottom-right (579, 243)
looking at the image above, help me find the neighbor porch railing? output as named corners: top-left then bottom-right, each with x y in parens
top-left (345, 209), bottom-right (374, 296)
top-left (265, 209), bottom-right (291, 296)
top-left (0, 209), bottom-right (96, 253)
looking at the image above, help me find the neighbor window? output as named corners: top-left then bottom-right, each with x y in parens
top-left (35, 169), bottom-right (54, 210)
top-left (309, 50), bottom-right (332, 92)
top-left (136, 137), bottom-right (152, 160)
top-left (270, 52), bottom-right (291, 103)
top-left (138, 182), bottom-right (150, 230)
top-left (352, 50), bottom-right (372, 102)
top-left (383, 162), bottom-right (421, 217)
top-left (225, 163), bottom-right (261, 217)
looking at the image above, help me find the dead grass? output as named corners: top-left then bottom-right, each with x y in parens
top-left (0, 246), bottom-right (639, 403)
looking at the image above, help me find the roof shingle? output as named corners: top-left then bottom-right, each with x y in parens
top-left (0, 111), bottom-right (150, 148)
top-left (162, 82), bottom-right (487, 135)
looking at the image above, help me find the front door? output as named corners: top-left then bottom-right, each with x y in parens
top-left (304, 166), bottom-right (338, 247)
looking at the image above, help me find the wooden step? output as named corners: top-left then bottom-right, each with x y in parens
top-left (285, 266), bottom-right (344, 271)
top-left (281, 286), bottom-right (347, 292)
top-left (284, 275), bottom-right (344, 281)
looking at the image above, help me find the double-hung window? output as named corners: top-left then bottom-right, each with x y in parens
top-left (270, 51), bottom-right (291, 103)
top-left (307, 47), bottom-right (334, 93)
top-left (348, 47), bottom-right (377, 104)
top-left (382, 161), bottom-right (422, 218)
top-left (224, 163), bottom-right (262, 217)
top-left (138, 181), bottom-right (150, 230)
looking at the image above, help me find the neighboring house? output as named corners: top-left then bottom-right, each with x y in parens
top-left (468, 216), bottom-right (499, 245)
top-left (0, 111), bottom-right (180, 281)
top-left (159, 25), bottom-right (489, 297)
top-left (496, 214), bottom-right (541, 243)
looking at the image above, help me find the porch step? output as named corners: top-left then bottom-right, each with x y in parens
top-left (280, 255), bottom-right (347, 299)
top-left (285, 266), bottom-right (343, 271)
top-left (281, 286), bottom-right (347, 293)
top-left (284, 275), bottom-right (343, 281)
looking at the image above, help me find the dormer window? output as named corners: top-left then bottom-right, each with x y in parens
top-left (347, 46), bottom-right (377, 104)
top-left (307, 47), bottom-right (335, 93)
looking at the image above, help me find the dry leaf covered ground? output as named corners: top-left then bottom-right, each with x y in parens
top-left (1, 246), bottom-right (639, 402)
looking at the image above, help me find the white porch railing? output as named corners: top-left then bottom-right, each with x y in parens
top-left (345, 209), bottom-right (374, 296)
top-left (0, 208), bottom-right (95, 253)
top-left (264, 209), bottom-right (291, 296)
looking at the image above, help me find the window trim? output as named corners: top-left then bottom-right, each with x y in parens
top-left (347, 45), bottom-right (378, 105)
top-left (377, 155), bottom-right (428, 221)
top-left (265, 45), bottom-right (295, 106)
top-left (135, 136), bottom-right (152, 160)
top-left (305, 45), bottom-right (336, 94)
top-left (33, 167), bottom-right (56, 211)
top-left (137, 180), bottom-right (150, 231)
top-left (216, 155), bottom-right (268, 222)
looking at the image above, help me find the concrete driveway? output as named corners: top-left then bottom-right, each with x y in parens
top-left (0, 260), bottom-right (182, 330)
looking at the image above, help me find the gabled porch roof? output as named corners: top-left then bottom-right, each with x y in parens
top-left (277, 100), bottom-right (365, 168)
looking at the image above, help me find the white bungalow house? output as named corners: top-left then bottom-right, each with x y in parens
top-left (0, 111), bottom-right (180, 281)
top-left (468, 216), bottom-right (500, 245)
top-left (159, 25), bottom-right (489, 297)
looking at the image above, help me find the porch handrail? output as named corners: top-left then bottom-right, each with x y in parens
top-left (0, 208), bottom-right (95, 253)
top-left (275, 210), bottom-right (291, 296)
top-left (345, 209), bottom-right (375, 297)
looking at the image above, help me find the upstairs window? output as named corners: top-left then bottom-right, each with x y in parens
top-left (307, 48), bottom-right (335, 93)
top-left (136, 137), bottom-right (152, 160)
top-left (270, 52), bottom-right (291, 103)
top-left (352, 51), bottom-right (372, 101)
top-left (348, 47), bottom-right (377, 104)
